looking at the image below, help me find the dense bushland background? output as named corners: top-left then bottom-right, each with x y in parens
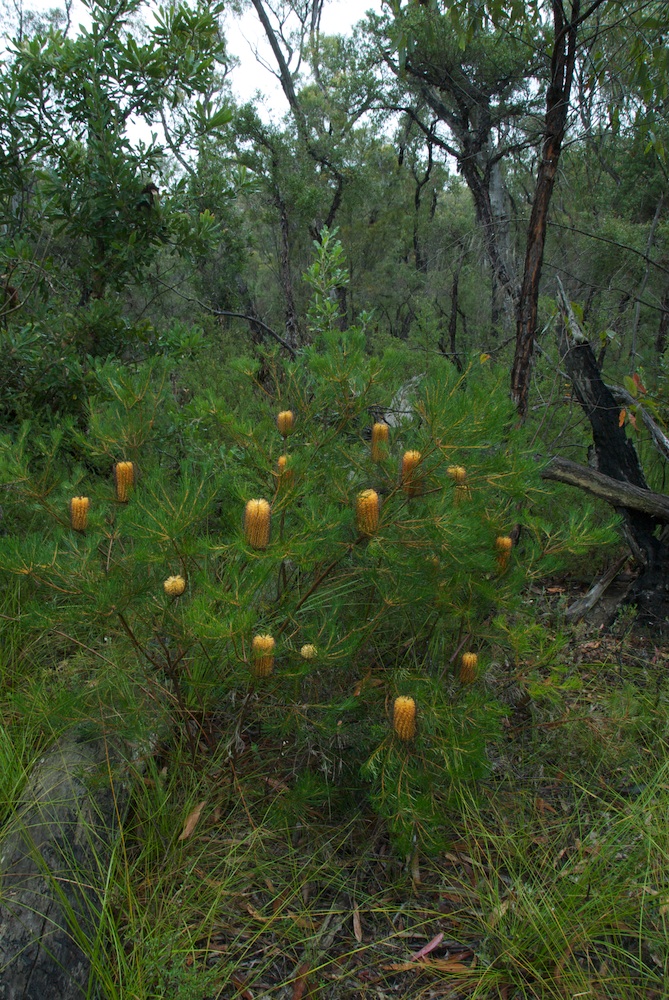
top-left (1, 0), bottom-right (669, 996)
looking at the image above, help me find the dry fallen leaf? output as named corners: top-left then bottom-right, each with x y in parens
top-left (178, 800), bottom-right (206, 841)
top-left (292, 962), bottom-right (312, 999)
top-left (409, 932), bottom-right (444, 960)
top-left (352, 903), bottom-right (363, 943)
top-left (384, 958), bottom-right (472, 973)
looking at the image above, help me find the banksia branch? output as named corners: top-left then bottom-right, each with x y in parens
top-left (447, 465), bottom-right (470, 503)
top-left (371, 422), bottom-right (389, 462)
top-left (496, 535), bottom-right (513, 571)
top-left (393, 696), bottom-right (416, 741)
top-left (164, 575), bottom-right (186, 597)
top-left (245, 499), bottom-right (271, 549)
top-left (114, 461), bottom-right (135, 503)
top-left (300, 643), bottom-right (317, 660)
top-left (69, 496), bottom-right (89, 532)
top-left (252, 633), bottom-right (275, 677)
top-left (401, 450), bottom-right (422, 496)
top-left (459, 651), bottom-right (478, 684)
top-left (277, 410), bottom-right (294, 438)
top-left (356, 489), bottom-right (380, 536)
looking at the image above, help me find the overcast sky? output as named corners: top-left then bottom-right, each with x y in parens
top-left (20, 0), bottom-right (384, 121)
top-left (224, 0), bottom-right (383, 118)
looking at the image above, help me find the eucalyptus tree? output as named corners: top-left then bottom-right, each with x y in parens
top-left (367, 0), bottom-right (668, 416)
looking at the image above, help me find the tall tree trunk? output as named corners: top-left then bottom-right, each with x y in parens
top-left (511, 0), bottom-right (581, 418)
top-left (459, 156), bottom-right (519, 316)
top-left (656, 290), bottom-right (669, 356)
top-left (276, 191), bottom-right (300, 350)
top-left (631, 194), bottom-right (663, 358)
top-left (489, 159), bottom-right (515, 337)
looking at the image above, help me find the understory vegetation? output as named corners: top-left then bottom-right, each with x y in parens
top-left (1, 0), bottom-right (669, 995)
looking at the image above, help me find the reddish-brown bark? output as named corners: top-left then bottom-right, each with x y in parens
top-left (511, 0), bottom-right (581, 418)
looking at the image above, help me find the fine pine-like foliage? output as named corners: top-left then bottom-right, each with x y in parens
top-left (0, 234), bottom-right (618, 856)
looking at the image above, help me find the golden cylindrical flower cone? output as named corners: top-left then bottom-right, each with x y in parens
top-left (496, 535), bottom-right (513, 571)
top-left (459, 652), bottom-right (478, 684)
top-left (277, 410), bottom-right (294, 438)
top-left (114, 461), bottom-right (135, 503)
top-left (401, 450), bottom-right (422, 496)
top-left (252, 633), bottom-right (275, 677)
top-left (371, 422), bottom-right (389, 462)
top-left (447, 465), bottom-right (470, 503)
top-left (69, 496), bottom-right (90, 532)
top-left (245, 499), bottom-right (271, 549)
top-left (393, 696), bottom-right (416, 741)
top-left (164, 575), bottom-right (186, 597)
top-left (300, 643), bottom-right (317, 660)
top-left (277, 454), bottom-right (293, 489)
top-left (356, 489), bottom-right (380, 536)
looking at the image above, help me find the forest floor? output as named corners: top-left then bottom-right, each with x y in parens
top-left (107, 570), bottom-right (669, 1000)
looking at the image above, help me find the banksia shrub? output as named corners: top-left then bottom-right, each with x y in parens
top-left (244, 499), bottom-right (271, 549)
top-left (300, 643), bottom-right (317, 660)
top-left (496, 534), bottom-right (513, 571)
top-left (277, 410), bottom-right (294, 438)
top-left (69, 496), bottom-right (89, 532)
top-left (114, 461), bottom-right (135, 503)
top-left (459, 652), bottom-right (478, 684)
top-left (401, 450), bottom-right (422, 497)
top-left (252, 634), bottom-right (275, 677)
top-left (164, 575), bottom-right (186, 597)
top-left (277, 454), bottom-right (293, 488)
top-left (371, 422), bottom-right (389, 462)
top-left (356, 489), bottom-right (380, 536)
top-left (393, 696), bottom-right (417, 741)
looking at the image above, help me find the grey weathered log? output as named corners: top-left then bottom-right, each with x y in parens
top-left (542, 456), bottom-right (669, 521)
top-left (565, 554), bottom-right (629, 621)
top-left (0, 731), bottom-right (130, 999)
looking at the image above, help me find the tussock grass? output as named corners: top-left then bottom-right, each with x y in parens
top-left (2, 576), bottom-right (669, 999)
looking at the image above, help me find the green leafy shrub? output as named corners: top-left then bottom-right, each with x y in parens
top-left (0, 233), bottom-right (618, 853)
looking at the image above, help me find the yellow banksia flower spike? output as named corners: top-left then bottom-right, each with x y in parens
top-left (356, 489), bottom-right (380, 536)
top-left (277, 410), bottom-right (294, 438)
top-left (69, 496), bottom-right (90, 532)
top-left (277, 454), bottom-right (293, 488)
top-left (300, 643), bottom-right (317, 660)
top-left (401, 450), bottom-right (422, 496)
top-left (447, 464), bottom-right (470, 503)
top-left (393, 696), bottom-right (417, 741)
top-left (252, 633), bottom-right (275, 677)
top-left (496, 535), bottom-right (513, 571)
top-left (459, 651), bottom-right (478, 684)
top-left (114, 461), bottom-right (135, 503)
top-left (371, 422), bottom-right (389, 462)
top-left (245, 499), bottom-right (271, 549)
top-left (164, 575), bottom-right (186, 597)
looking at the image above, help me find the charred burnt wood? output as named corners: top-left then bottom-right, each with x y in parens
top-left (555, 278), bottom-right (669, 629)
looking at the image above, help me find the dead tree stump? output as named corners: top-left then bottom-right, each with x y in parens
top-left (0, 731), bottom-right (130, 999)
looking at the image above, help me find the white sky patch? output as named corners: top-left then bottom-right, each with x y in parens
top-left (16, 0), bottom-right (383, 123)
top-left (224, 0), bottom-right (383, 119)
